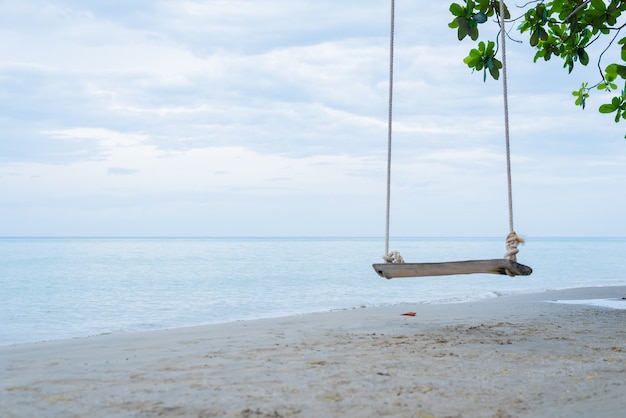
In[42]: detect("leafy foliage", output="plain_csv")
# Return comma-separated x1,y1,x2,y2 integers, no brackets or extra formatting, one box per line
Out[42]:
449,0,626,132
573,82,590,108
449,0,511,41
463,41,503,80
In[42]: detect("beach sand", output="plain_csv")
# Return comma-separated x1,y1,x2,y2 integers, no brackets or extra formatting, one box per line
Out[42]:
2,286,625,418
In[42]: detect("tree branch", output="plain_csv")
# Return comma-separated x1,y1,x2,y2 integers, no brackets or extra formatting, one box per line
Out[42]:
565,0,592,22
597,26,624,81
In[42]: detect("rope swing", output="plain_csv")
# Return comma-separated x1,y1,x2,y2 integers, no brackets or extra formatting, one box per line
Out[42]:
374,0,532,279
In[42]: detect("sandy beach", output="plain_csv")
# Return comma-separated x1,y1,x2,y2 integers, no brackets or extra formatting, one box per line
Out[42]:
2,286,625,417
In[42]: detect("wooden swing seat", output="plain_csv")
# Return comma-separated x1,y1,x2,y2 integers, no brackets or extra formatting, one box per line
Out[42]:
373,258,532,279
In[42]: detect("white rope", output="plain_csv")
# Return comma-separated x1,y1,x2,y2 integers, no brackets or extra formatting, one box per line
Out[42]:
499,0,514,236
382,251,404,264
505,231,524,260
384,0,402,263
498,1,524,273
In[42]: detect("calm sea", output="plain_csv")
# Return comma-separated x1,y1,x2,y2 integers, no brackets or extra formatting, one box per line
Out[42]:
1,237,625,345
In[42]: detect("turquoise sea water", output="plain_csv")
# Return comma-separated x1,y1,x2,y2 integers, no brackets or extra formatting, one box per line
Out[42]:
1,237,625,345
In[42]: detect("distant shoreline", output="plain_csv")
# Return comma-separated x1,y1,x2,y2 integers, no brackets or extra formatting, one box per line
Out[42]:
2,235,626,239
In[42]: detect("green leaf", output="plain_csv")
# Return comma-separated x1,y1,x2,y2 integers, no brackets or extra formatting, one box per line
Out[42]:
605,64,618,81
530,30,539,46
573,83,589,108
472,12,488,23
450,3,464,16
591,0,607,12
518,21,530,33
463,55,476,66
577,48,589,66
574,93,586,107
489,64,500,80
458,19,469,40
537,27,548,42
599,103,617,113
469,24,479,40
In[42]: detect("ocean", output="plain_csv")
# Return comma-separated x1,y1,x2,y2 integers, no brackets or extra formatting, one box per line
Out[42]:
1,236,625,346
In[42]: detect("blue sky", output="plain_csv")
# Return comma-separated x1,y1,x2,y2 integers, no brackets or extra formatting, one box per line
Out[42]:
1,1,625,237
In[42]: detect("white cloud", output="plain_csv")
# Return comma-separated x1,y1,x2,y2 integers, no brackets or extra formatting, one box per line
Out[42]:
0,0,625,236
2,127,384,198
45,128,148,148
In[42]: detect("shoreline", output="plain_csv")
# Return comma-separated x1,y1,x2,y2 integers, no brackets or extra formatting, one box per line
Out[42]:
5,285,626,348
3,285,624,349
2,286,626,417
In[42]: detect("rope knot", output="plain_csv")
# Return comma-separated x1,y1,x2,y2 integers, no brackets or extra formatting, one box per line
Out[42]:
383,251,404,264
504,232,524,262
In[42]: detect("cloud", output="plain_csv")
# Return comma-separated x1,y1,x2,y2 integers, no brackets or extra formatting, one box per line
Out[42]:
1,126,384,199
0,0,625,236
108,167,137,175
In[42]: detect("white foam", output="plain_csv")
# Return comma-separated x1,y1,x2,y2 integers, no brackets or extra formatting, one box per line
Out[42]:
550,299,626,310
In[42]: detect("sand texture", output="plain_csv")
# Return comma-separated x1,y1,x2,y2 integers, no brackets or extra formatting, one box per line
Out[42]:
2,286,626,417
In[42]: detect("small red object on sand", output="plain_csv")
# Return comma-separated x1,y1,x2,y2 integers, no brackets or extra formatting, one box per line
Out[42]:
401,312,416,316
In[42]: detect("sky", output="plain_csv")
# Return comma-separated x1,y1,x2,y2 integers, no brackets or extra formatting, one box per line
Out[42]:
1,0,625,237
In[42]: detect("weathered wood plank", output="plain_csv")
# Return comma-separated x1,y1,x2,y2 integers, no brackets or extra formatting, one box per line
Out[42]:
372,259,533,279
